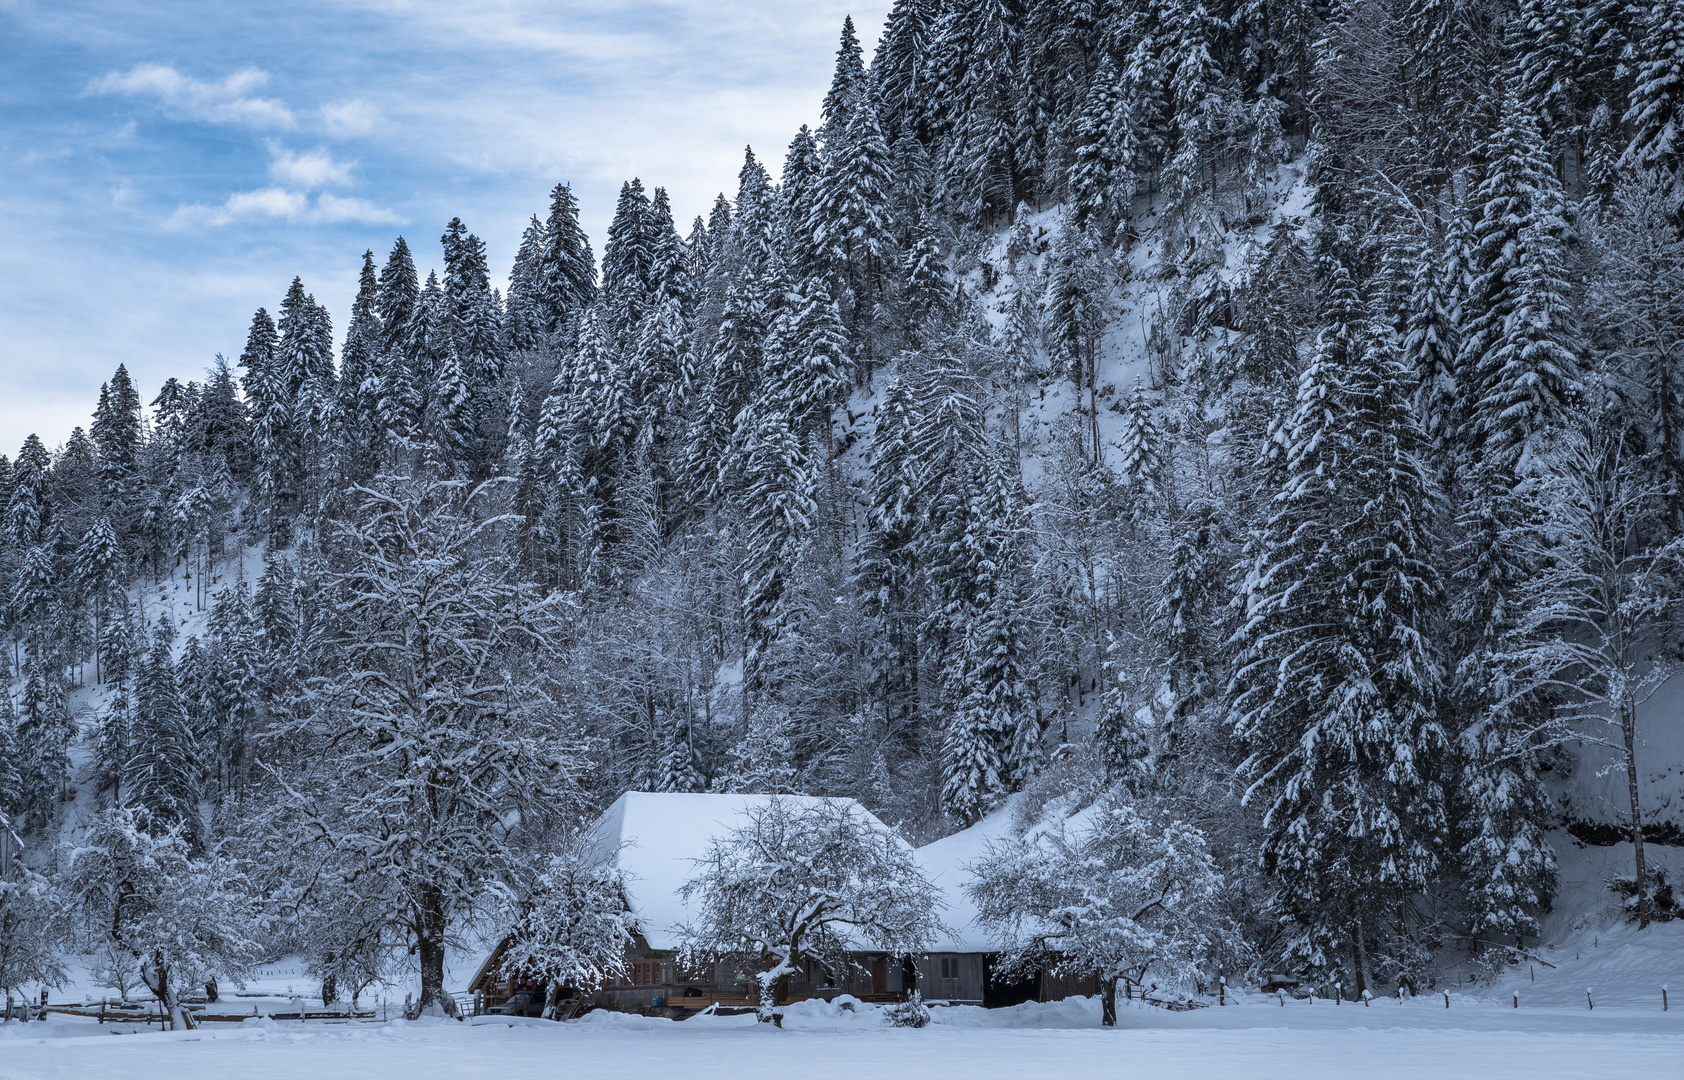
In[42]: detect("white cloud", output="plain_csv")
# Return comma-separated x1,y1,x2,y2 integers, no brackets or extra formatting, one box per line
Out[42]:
89,63,296,129
268,145,355,188
320,99,382,137
170,187,400,227
221,186,310,220
312,193,403,224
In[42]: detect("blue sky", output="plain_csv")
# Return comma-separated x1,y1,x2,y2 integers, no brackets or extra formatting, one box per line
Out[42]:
0,0,886,457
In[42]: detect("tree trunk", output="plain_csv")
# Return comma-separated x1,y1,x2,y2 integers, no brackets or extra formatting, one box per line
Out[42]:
142,953,193,1030
1350,920,1369,997
1621,697,1651,929
415,886,459,1018
1652,308,1683,534
1101,975,1118,1027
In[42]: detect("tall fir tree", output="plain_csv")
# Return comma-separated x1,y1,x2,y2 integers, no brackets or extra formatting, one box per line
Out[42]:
539,182,598,334
376,237,420,355
1461,94,1581,475
1228,264,1447,991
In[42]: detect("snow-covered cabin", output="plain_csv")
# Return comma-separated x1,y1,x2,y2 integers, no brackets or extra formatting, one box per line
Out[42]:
913,799,1099,1007
472,792,919,1013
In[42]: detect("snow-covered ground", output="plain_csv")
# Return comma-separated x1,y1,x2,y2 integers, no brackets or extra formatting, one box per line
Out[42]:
4,989,1679,1080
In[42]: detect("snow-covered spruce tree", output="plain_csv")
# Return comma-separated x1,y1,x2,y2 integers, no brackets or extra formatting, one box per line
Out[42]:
717,706,799,794
428,340,478,470
1494,428,1681,929
505,218,549,355
73,516,123,682
1621,0,1684,175
1447,464,1559,946
5,436,51,547
242,305,297,543
539,182,598,336
902,216,952,340
781,126,824,278
779,276,850,443
1153,502,1230,756
276,467,581,1016
854,373,924,732
500,832,635,1018
941,442,1035,820
91,363,143,522
820,15,868,142
812,73,896,347
204,584,260,801
1095,635,1155,785
1394,222,1467,495
1068,54,1129,235
0,717,22,821
679,797,943,1023
1227,263,1447,993
129,615,201,843
653,713,707,793
737,406,816,679
376,238,420,355
15,656,72,835
1461,93,1581,476
63,806,259,1029
968,791,1237,1027
338,251,389,479
1116,381,1165,522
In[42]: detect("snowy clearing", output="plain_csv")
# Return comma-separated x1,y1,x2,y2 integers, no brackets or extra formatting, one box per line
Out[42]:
3,995,1680,1080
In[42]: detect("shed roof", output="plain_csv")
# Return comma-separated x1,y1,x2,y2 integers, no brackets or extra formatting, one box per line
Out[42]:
583,791,893,952
913,800,1023,953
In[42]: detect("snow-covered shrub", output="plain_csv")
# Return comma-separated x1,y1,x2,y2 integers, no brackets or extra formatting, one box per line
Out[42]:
0,826,67,1014
63,806,260,1029
680,796,945,1022
499,833,636,1016
881,992,931,1028
968,789,1240,1027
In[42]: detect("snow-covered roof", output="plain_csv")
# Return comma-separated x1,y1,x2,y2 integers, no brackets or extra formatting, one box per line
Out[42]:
914,802,1023,954
584,791,893,952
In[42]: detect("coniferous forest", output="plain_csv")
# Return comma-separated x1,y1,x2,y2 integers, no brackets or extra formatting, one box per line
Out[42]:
4,0,1684,1018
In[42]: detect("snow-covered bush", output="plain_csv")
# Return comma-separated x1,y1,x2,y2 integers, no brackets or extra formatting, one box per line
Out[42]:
63,806,261,1029
499,834,636,1017
0,822,67,1019
880,991,931,1028
680,796,945,1022
967,790,1239,1026
296,881,393,1008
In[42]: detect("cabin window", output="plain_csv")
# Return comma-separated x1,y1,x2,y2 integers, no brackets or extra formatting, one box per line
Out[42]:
629,960,663,986
940,957,959,980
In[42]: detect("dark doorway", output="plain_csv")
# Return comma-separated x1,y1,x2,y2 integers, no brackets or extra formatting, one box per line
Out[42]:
870,958,887,996
901,956,919,1000
983,955,1040,1009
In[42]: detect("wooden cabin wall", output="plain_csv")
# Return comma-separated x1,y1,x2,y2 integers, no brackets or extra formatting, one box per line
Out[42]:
912,954,985,1003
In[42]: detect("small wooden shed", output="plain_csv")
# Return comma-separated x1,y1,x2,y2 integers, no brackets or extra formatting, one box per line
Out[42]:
913,801,1101,1008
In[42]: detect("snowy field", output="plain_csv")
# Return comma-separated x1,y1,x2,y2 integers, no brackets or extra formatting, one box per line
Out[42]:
3,994,1680,1080
5,920,1681,1080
